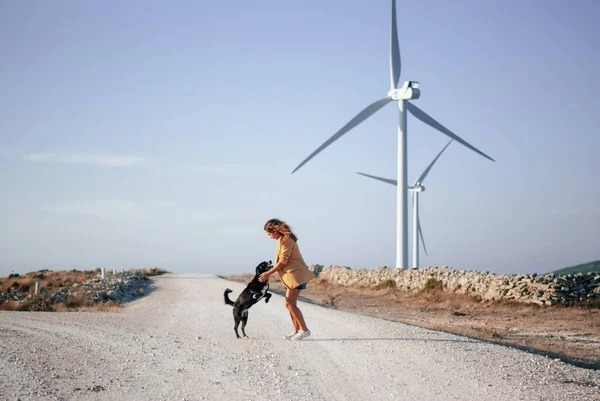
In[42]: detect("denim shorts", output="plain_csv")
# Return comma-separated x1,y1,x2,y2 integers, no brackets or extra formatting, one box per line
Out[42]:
294,282,307,290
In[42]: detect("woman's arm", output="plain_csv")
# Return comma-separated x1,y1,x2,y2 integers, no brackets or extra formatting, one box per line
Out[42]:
259,237,293,282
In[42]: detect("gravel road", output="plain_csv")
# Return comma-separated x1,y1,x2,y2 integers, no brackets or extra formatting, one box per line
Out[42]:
1,274,599,401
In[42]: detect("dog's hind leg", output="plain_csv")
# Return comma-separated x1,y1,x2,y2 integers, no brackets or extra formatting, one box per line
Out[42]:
240,309,249,338
233,313,242,339
264,292,272,304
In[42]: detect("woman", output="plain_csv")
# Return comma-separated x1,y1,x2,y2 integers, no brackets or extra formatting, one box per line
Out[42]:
259,218,315,340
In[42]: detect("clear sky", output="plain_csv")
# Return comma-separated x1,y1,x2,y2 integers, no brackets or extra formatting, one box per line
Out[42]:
1,0,599,276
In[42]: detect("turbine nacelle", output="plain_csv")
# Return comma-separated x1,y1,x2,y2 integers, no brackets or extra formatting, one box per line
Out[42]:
389,81,421,101
410,185,425,193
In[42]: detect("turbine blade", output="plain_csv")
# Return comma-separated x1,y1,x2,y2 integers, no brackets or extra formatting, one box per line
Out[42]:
292,97,392,174
406,102,495,162
413,139,453,186
418,217,428,256
356,172,397,186
390,0,401,89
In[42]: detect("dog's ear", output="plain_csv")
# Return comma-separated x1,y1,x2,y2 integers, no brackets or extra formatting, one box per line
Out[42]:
256,261,265,274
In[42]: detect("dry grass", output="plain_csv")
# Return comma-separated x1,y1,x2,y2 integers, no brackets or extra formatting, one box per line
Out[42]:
0,300,24,311
0,267,168,312
0,297,54,312
419,278,445,302
0,269,97,294
53,300,122,313
373,279,396,290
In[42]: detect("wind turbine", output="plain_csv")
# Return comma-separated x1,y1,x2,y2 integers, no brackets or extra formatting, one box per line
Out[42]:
291,0,494,269
356,139,453,269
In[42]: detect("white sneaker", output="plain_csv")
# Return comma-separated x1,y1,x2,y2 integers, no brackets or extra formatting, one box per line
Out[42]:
283,331,298,340
291,330,311,341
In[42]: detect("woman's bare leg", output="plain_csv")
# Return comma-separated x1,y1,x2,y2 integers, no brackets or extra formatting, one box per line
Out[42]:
285,288,308,331
289,312,300,332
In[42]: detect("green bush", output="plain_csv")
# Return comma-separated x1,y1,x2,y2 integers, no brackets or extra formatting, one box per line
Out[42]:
380,279,395,288
423,278,444,292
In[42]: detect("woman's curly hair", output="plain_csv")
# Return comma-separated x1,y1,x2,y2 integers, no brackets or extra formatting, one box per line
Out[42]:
264,218,298,242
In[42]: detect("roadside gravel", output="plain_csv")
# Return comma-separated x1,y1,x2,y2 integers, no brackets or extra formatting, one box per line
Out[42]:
1,274,599,401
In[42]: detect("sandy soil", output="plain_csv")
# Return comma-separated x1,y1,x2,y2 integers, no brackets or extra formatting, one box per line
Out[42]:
1,274,599,401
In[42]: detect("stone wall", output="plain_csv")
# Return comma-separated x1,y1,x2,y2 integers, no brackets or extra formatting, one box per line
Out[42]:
314,266,600,306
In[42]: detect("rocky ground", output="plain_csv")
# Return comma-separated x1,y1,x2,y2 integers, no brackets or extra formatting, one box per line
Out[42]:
226,274,600,370
0,271,153,312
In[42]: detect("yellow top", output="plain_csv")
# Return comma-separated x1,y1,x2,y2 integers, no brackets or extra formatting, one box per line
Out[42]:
276,236,315,290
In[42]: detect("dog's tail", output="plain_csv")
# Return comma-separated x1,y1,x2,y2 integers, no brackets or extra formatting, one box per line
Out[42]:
224,288,235,306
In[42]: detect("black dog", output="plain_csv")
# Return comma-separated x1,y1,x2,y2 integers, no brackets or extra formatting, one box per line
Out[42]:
224,260,273,339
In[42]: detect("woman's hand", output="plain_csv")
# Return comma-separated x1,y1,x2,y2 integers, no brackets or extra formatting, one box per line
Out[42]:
258,272,271,282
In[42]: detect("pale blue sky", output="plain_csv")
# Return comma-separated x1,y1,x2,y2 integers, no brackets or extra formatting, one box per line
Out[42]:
1,0,599,276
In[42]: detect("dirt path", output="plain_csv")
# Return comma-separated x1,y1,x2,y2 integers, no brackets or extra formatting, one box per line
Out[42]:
1,274,599,401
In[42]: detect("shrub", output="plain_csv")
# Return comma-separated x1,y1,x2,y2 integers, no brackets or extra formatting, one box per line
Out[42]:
17,281,32,293
148,267,169,276
63,294,90,309
423,278,444,292
26,297,54,312
421,278,445,302
0,300,25,311
375,279,396,290
311,264,324,276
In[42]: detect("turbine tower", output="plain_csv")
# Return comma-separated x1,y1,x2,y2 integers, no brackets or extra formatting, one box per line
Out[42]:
291,0,494,269
357,139,453,268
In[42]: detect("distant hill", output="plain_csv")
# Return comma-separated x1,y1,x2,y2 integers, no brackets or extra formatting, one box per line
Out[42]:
550,260,600,275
